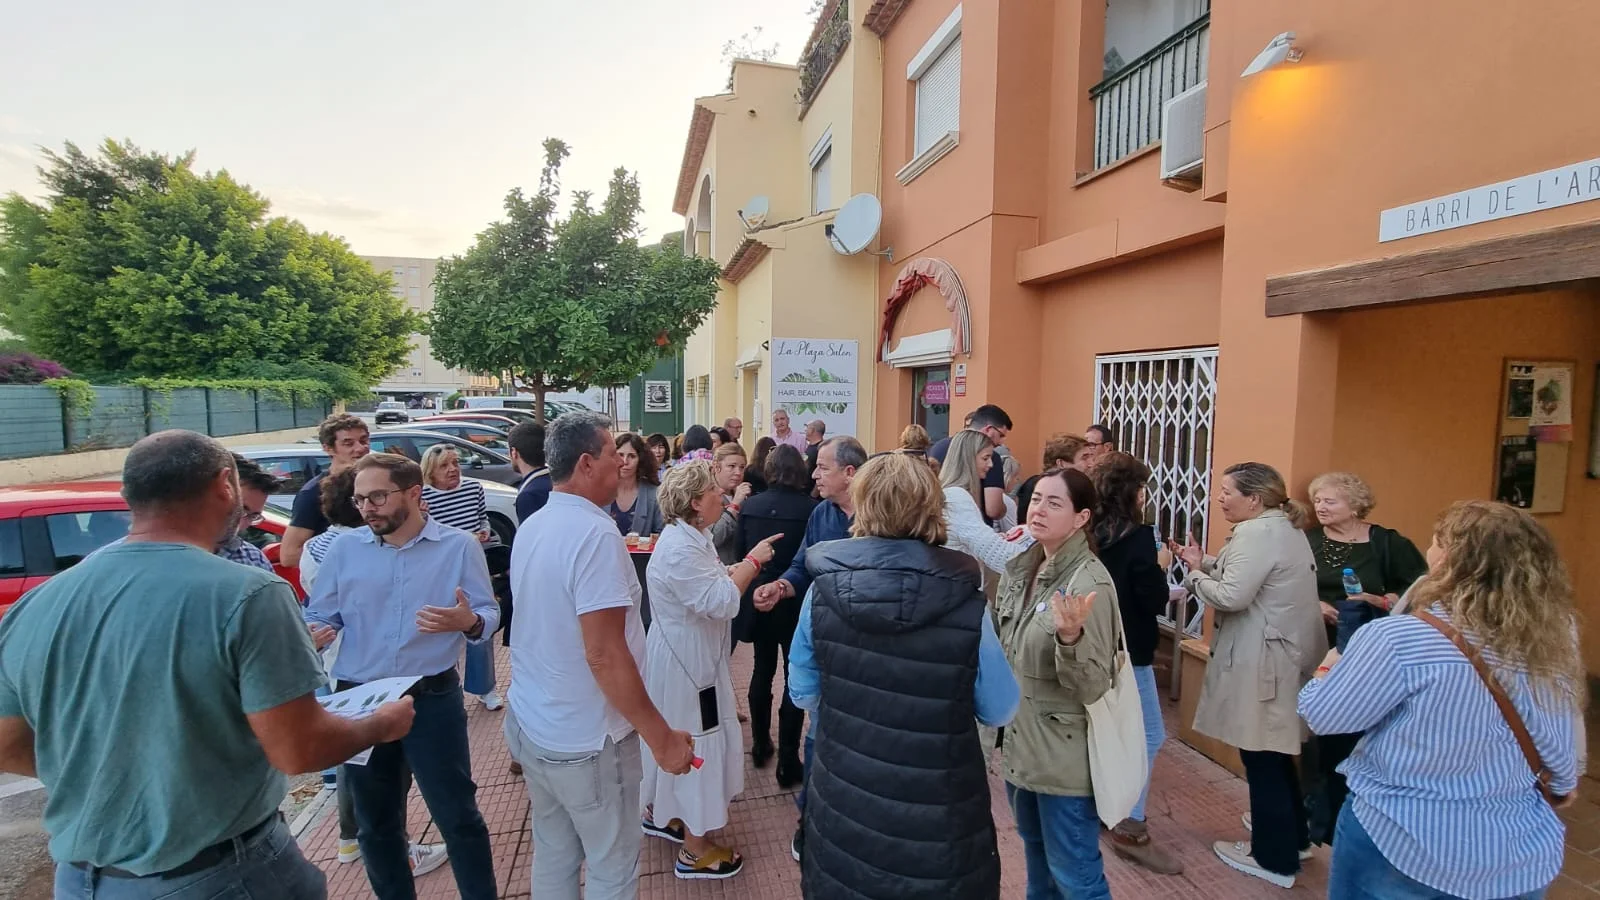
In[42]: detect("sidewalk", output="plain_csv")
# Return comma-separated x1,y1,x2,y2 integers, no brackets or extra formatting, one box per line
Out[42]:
295,642,1599,899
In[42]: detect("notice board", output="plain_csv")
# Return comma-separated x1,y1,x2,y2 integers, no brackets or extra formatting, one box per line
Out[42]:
1495,359,1574,514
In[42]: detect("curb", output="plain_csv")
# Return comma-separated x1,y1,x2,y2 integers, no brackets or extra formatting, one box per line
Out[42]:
291,787,335,840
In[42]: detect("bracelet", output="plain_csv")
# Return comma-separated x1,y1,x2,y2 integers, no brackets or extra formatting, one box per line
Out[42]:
743,555,762,571
1315,665,1331,674
728,503,742,516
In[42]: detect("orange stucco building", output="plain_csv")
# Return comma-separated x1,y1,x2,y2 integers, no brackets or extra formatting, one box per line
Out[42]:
859,0,1600,761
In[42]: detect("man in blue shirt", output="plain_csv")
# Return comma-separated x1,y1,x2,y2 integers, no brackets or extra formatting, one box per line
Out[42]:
305,452,500,900
752,434,865,861
0,430,414,896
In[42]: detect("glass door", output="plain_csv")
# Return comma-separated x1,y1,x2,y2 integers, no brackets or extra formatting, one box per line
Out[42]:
912,366,952,442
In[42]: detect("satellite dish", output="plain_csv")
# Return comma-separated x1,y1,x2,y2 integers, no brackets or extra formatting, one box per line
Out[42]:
739,196,770,229
827,193,883,256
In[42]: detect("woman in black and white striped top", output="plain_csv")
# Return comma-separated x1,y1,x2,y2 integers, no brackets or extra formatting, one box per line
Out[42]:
421,445,489,540
421,443,501,710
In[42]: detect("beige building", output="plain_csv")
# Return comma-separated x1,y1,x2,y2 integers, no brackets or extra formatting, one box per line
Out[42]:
673,0,882,447
361,255,499,400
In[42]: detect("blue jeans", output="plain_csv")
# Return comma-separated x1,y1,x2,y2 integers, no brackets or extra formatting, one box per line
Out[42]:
1006,783,1111,900
1328,806,1544,899
53,815,325,899
795,732,815,813
1129,664,1165,822
341,672,496,900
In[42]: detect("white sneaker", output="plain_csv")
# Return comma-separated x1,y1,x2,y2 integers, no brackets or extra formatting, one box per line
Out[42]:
1213,841,1294,888
337,839,361,863
479,691,504,711
408,842,449,876
1240,814,1313,860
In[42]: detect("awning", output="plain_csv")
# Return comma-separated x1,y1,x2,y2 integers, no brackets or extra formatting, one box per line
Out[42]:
735,346,764,370
883,328,954,369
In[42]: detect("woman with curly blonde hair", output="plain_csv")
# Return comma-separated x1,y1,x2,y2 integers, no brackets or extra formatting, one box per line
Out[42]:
639,460,784,880
1300,500,1582,900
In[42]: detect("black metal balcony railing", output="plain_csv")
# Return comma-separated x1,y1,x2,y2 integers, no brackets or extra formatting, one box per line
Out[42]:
798,0,851,113
1089,13,1210,171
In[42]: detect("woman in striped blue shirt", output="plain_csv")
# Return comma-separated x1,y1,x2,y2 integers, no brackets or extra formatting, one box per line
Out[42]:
1299,500,1582,900
421,444,501,710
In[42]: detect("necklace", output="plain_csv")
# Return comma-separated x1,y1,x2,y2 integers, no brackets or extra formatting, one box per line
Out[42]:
1317,535,1355,571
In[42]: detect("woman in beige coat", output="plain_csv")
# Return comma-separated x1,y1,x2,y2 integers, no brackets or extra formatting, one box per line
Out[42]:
1171,462,1326,889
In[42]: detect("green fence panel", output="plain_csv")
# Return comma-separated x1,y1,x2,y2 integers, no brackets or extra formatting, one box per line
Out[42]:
257,394,295,432
69,386,146,450
208,389,256,437
294,398,326,428
150,388,209,433
0,385,67,459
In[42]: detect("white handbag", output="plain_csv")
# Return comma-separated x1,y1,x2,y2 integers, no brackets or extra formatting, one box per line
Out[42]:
1070,563,1150,828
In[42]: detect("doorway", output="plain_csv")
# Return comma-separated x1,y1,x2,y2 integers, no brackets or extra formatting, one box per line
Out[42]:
912,366,952,442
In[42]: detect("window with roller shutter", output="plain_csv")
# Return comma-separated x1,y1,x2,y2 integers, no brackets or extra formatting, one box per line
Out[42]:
914,37,961,156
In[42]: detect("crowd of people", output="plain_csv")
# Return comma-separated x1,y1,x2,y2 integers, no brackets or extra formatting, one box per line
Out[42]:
0,399,1585,900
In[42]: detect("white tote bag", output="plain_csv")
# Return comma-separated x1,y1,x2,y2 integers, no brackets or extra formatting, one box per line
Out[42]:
1071,563,1150,828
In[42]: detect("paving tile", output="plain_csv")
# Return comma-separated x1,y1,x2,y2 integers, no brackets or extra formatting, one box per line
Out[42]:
298,640,1600,897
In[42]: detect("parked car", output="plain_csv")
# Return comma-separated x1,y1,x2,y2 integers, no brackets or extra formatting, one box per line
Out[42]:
460,397,588,420
414,413,521,432
235,443,523,546
1,483,131,615
398,421,512,450
374,400,410,425
0,483,305,615
427,408,539,426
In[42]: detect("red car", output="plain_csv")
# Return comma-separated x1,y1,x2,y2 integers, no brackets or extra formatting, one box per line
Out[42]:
0,482,303,617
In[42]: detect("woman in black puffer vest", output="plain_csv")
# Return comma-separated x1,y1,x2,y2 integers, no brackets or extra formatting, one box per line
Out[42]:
788,451,1019,900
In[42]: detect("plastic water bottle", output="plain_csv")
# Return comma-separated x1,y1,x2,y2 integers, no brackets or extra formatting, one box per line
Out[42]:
1341,568,1363,597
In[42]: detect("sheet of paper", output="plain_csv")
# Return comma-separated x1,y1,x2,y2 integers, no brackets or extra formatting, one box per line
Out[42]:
315,675,424,765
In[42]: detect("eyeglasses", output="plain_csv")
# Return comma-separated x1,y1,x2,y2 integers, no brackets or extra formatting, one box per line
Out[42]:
351,489,399,510
242,511,265,525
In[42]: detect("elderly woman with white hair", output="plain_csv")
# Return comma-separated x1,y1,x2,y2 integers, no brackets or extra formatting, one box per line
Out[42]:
639,460,784,880
1301,471,1428,846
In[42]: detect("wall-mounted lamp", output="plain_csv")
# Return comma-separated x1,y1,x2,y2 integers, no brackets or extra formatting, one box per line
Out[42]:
1241,31,1303,78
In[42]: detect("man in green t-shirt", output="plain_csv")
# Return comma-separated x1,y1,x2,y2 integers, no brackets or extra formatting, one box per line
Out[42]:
0,430,415,897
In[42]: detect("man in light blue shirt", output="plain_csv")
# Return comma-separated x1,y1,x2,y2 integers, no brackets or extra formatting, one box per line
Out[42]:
305,452,499,900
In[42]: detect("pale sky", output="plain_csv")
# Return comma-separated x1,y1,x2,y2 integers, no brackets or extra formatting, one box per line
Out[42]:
1,0,816,258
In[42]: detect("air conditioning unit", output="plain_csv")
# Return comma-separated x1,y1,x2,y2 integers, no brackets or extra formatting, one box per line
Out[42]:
1160,81,1207,192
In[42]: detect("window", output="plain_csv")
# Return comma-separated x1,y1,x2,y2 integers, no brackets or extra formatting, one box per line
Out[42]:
391,285,404,297
809,130,834,214
392,266,405,278
0,520,22,576
910,6,962,157
44,511,132,570
408,265,420,278
253,456,311,494
408,286,421,298
1094,347,1218,638
911,366,951,442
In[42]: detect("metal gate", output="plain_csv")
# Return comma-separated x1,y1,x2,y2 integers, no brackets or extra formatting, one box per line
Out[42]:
1093,347,1218,637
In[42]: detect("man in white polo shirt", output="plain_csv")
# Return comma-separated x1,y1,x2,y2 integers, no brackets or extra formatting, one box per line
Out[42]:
506,410,695,900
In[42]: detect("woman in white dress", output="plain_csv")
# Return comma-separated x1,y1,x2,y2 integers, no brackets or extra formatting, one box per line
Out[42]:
641,460,783,880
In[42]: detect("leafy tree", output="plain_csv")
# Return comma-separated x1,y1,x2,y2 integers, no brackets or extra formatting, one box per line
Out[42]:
429,139,721,423
0,139,418,385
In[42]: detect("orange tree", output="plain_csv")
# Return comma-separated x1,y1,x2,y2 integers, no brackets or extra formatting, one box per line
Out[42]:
428,139,720,423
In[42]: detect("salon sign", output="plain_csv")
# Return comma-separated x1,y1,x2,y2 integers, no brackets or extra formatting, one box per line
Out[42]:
1379,154,1600,242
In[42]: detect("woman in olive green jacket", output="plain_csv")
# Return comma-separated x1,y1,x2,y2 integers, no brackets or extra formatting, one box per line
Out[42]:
995,467,1119,900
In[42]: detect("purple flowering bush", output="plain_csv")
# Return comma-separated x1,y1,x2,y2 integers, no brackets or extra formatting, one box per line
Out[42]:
0,352,73,384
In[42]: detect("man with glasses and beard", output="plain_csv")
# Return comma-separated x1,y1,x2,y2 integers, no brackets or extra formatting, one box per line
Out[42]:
304,452,500,900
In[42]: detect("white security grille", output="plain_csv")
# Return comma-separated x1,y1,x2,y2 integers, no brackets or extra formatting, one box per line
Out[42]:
1094,347,1218,637
914,37,961,156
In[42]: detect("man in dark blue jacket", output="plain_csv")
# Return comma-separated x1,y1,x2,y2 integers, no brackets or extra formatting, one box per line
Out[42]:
752,434,864,864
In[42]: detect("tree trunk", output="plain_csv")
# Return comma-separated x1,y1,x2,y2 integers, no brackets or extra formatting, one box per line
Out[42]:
533,382,549,425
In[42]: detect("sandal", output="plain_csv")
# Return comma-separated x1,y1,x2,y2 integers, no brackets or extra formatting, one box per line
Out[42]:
675,844,744,880
641,816,685,844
